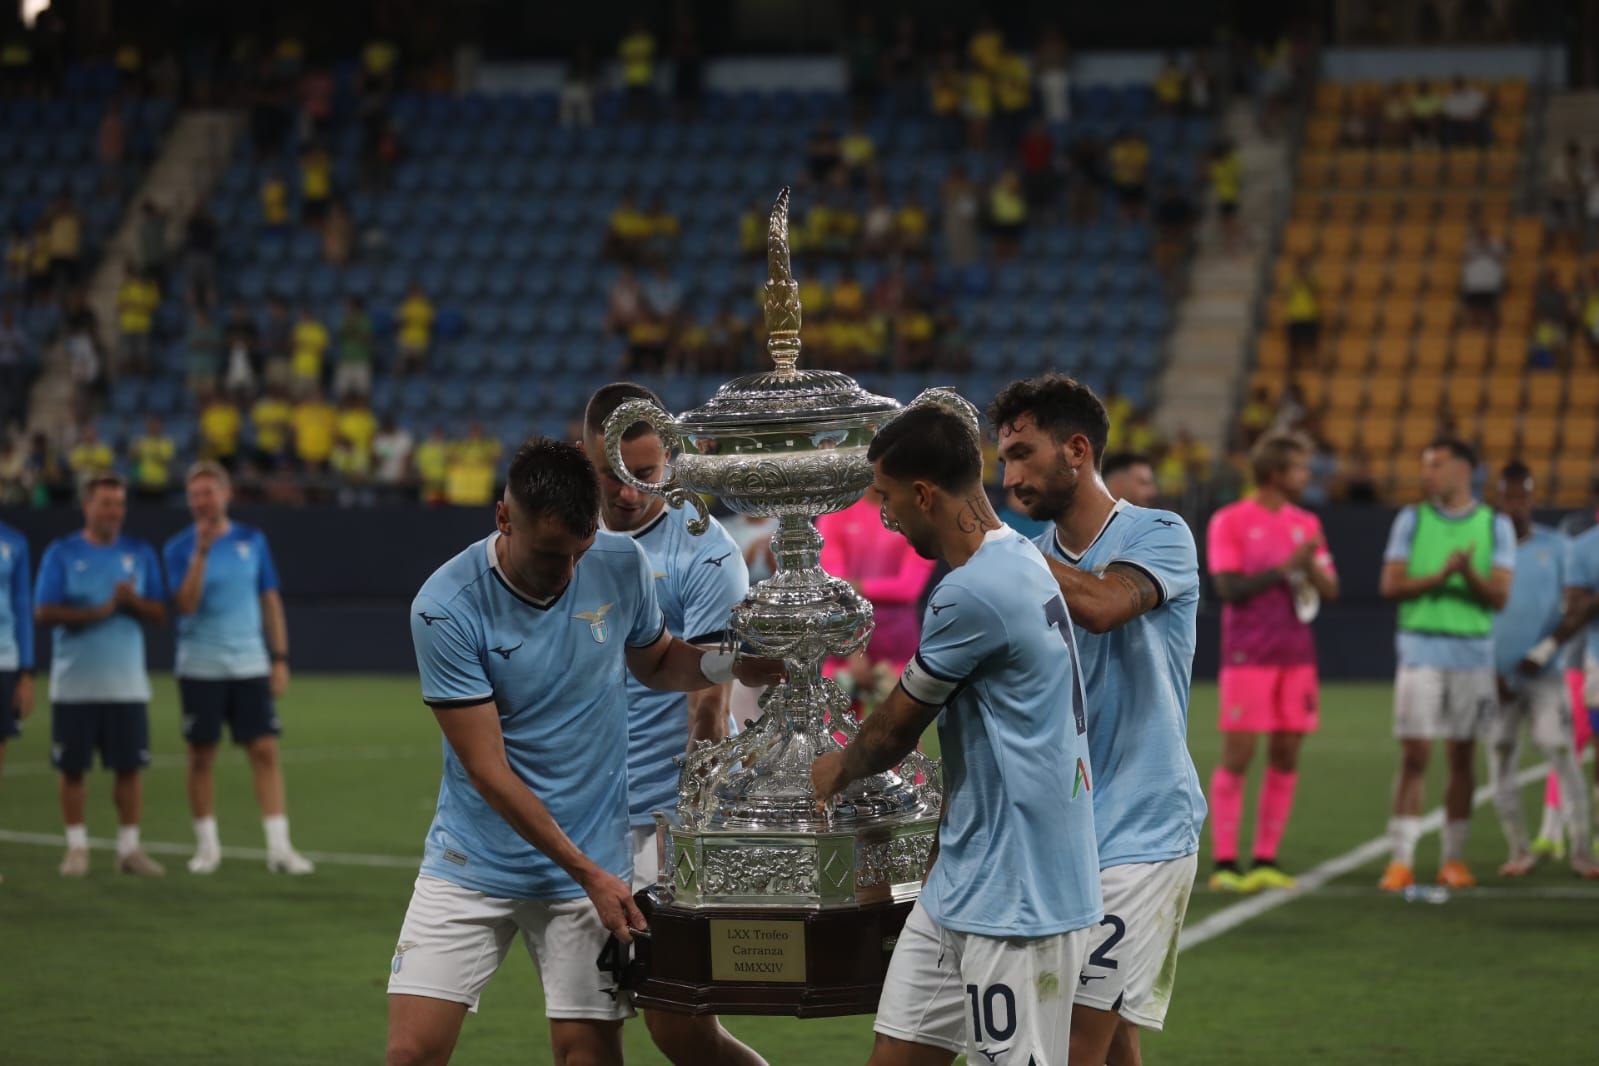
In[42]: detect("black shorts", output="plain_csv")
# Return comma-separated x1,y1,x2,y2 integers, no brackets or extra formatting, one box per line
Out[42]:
1217,199,1239,218
1117,183,1148,206
179,677,279,747
52,702,150,774
1287,321,1321,349
0,671,19,740
1463,291,1498,312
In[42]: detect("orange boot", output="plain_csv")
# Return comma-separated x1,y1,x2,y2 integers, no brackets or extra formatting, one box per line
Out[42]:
1436,860,1477,889
1378,862,1415,892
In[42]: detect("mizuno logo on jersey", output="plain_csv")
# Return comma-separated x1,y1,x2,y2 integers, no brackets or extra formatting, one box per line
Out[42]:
489,642,523,660
417,611,450,626
577,603,614,644
928,601,954,616
704,552,732,567
1152,518,1180,527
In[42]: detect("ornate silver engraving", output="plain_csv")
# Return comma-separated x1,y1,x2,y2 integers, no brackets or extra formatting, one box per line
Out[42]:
703,846,817,896
857,834,938,889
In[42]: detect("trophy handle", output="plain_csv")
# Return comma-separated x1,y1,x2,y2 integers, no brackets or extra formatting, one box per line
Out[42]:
602,398,712,535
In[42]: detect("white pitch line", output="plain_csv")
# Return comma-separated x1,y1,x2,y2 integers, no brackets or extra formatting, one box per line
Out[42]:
1181,755,1583,952
3,743,435,777
0,828,419,868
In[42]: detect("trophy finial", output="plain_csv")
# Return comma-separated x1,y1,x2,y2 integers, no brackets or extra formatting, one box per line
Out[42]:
764,187,802,375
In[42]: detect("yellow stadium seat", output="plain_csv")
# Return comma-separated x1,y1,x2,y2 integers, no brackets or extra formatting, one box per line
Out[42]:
1350,262,1388,298
1334,151,1371,187
1444,151,1483,187
1395,224,1431,257
1388,260,1425,296
1521,420,1558,456
1567,373,1599,410
1299,152,1334,188
1313,83,1345,112
1418,299,1458,334
1491,115,1524,148
1563,416,1599,453
1478,415,1517,455
1341,300,1382,335
1496,80,1529,111
1525,375,1562,411
1499,298,1533,332
1364,196,1402,226
1399,416,1438,453
1483,373,1525,411
1306,116,1340,149
1410,152,1443,187
1353,226,1392,258
1323,414,1361,450
1371,151,1407,189
1491,330,1528,370
1453,333,1490,373
1258,334,1290,372
1555,456,1596,494
1443,375,1484,416
1361,415,1399,451
1250,370,1286,401
1326,195,1363,223
1371,337,1412,374
1284,222,1318,258
1434,221,1470,256
1408,373,1445,410
1293,373,1327,412
1508,216,1544,253
1326,375,1366,411
1320,224,1356,258
1414,333,1452,371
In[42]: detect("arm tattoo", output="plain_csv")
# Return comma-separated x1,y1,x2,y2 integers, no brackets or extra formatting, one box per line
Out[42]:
954,494,1001,535
1105,564,1160,617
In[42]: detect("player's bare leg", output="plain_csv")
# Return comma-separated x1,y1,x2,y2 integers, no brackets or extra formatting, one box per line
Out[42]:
112,770,163,875
186,743,222,873
58,771,90,876
386,993,468,1066
248,736,313,873
1070,1003,1121,1065
644,1009,769,1066
548,1018,623,1066
1106,1019,1143,1066
865,1032,955,1066
1381,739,1430,890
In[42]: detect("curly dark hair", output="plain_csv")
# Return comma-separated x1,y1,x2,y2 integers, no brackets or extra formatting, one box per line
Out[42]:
986,374,1110,470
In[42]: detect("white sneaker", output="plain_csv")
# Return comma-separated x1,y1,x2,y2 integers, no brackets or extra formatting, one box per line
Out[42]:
267,848,315,875
187,849,222,875
59,846,90,877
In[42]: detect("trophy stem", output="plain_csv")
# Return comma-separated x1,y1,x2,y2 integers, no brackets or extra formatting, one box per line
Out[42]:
770,514,823,573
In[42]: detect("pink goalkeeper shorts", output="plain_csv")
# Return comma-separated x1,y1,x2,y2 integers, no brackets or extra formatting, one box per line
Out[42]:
1218,664,1321,734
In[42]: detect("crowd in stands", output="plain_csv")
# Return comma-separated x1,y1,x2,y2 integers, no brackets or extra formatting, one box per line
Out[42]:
0,13,1273,513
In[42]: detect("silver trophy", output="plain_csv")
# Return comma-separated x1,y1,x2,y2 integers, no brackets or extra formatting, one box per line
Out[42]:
603,193,977,983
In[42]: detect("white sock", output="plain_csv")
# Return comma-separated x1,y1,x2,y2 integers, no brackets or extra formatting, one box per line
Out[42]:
116,825,140,858
65,824,89,850
194,816,220,855
1537,803,1564,842
264,814,291,853
1441,819,1471,864
1389,816,1422,867
1549,746,1593,860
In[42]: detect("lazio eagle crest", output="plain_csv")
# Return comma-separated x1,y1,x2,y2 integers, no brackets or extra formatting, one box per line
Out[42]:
576,603,614,644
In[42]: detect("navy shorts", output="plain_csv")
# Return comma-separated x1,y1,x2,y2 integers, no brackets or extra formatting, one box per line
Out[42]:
51,702,150,774
0,671,20,740
179,677,279,746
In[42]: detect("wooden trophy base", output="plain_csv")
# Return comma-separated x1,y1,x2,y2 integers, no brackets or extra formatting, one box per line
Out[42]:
626,891,916,1018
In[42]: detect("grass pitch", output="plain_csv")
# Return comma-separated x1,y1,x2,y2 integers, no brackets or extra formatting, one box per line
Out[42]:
0,678,1591,1064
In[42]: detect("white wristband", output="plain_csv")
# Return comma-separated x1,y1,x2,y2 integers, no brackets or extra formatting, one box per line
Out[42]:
699,649,736,686
1524,637,1560,669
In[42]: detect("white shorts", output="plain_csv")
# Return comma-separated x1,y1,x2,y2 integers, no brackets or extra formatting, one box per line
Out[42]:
1492,675,1572,752
1394,666,1496,740
1076,854,1198,1031
387,875,634,1020
874,900,1091,1065
630,825,660,893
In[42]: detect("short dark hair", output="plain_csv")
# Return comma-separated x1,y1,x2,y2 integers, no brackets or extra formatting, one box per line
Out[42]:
986,374,1111,470
1426,436,1477,468
867,405,983,493
1499,459,1532,484
1102,451,1153,480
79,471,126,500
1251,431,1310,485
505,437,600,537
584,382,664,442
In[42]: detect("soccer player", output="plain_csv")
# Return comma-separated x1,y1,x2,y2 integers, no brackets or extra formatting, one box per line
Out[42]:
990,374,1205,1064
812,404,1102,1066
386,438,783,1066
581,383,768,1066
0,517,33,883
1378,437,1514,892
1488,461,1598,878
164,461,312,876
1101,451,1158,507
34,473,167,877
1204,433,1338,892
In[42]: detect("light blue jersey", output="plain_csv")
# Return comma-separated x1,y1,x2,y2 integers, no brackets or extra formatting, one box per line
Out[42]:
35,533,164,703
900,526,1102,937
410,531,666,900
1384,504,1517,669
1037,499,1207,868
164,523,281,680
0,522,32,672
1492,525,1568,682
1569,526,1599,677
616,506,749,827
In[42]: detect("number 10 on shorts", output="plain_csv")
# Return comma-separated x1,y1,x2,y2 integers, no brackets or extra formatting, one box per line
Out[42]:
966,982,1017,1044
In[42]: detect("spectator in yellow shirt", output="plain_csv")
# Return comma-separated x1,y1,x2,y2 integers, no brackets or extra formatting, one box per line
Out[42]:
199,392,243,468
968,17,1003,73
738,200,764,257
116,263,159,376
412,426,450,505
988,170,1027,257
300,144,333,224
291,388,337,471
896,199,930,257
1109,129,1152,218
1155,54,1186,112
452,421,502,470
396,283,434,376
47,194,84,291
68,424,114,479
840,122,876,183
443,422,500,507
261,172,289,230
605,193,652,263
336,393,378,463
291,306,329,391
128,416,175,499
619,19,657,118
963,62,993,151
644,196,681,262
250,386,294,469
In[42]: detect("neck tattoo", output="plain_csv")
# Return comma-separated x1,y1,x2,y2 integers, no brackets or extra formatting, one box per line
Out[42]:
955,494,1000,535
